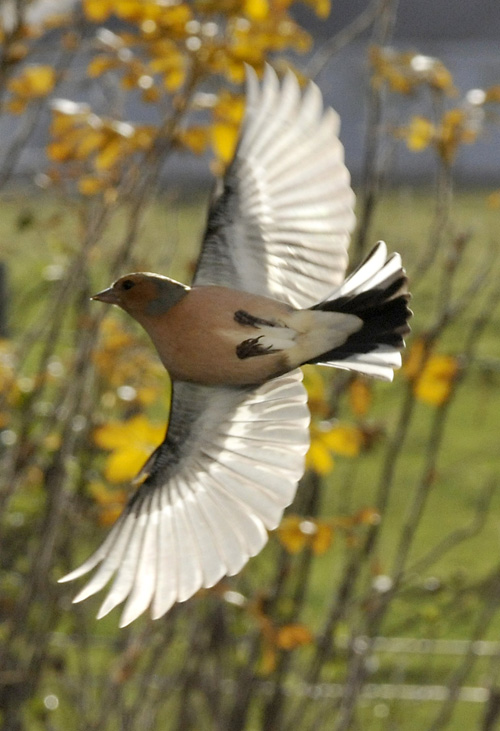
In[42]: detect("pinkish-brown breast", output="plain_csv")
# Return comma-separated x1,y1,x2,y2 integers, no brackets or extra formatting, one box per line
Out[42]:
140,286,295,386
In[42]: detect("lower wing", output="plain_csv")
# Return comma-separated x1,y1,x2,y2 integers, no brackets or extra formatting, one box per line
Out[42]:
59,372,310,626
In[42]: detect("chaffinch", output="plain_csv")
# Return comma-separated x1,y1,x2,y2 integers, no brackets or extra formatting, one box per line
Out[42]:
60,65,411,626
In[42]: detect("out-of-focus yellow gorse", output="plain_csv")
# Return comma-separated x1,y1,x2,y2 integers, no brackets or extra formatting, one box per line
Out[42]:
369,46,500,165
29,0,328,194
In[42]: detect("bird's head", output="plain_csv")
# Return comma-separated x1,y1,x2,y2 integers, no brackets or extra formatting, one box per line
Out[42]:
92,273,189,319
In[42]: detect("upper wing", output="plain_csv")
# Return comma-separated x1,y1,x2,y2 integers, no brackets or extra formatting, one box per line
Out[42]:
60,371,309,626
193,64,356,308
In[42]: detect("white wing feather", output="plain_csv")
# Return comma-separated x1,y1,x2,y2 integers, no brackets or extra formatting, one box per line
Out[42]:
60,372,309,626
194,65,356,308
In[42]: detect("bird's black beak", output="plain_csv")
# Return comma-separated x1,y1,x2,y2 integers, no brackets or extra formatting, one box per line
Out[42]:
91,287,119,305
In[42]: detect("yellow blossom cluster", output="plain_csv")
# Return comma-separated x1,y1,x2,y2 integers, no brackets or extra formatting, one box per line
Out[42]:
401,82,500,164
251,594,313,674
307,421,364,475
83,0,191,26
34,0,329,195
81,1,318,89
210,90,246,164
88,316,168,517
87,28,188,98
47,100,156,194
401,110,480,165
302,367,366,475
370,46,456,96
89,411,165,524
277,508,380,556
93,414,165,484
371,47,500,165
81,0,327,78
6,64,56,114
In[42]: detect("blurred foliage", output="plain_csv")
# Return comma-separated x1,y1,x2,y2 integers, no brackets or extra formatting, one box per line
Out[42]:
370,45,500,164
1,1,500,731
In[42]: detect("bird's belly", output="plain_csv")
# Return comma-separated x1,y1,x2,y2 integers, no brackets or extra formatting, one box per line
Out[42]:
158,327,289,386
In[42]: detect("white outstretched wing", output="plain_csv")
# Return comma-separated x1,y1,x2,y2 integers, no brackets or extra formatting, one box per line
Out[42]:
61,374,309,626
193,64,356,308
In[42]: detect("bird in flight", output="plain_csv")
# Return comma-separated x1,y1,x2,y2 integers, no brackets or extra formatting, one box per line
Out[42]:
60,65,411,626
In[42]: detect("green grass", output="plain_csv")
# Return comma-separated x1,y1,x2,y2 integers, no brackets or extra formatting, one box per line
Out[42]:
3,184,500,729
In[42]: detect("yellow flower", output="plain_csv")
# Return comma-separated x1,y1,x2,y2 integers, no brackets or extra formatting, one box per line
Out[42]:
414,354,460,407
277,515,333,555
322,424,363,457
251,595,313,675
437,108,477,164
306,437,334,475
83,0,114,21
7,65,56,113
307,422,363,474
302,365,330,418
404,341,460,406
8,64,56,96
402,109,479,163
176,126,211,156
244,0,270,21
93,415,165,483
210,91,246,165
403,338,427,380
87,55,117,78
370,46,456,96
48,100,156,183
348,377,372,417
78,175,106,196
305,0,331,19
277,515,308,553
275,623,313,650
405,115,435,151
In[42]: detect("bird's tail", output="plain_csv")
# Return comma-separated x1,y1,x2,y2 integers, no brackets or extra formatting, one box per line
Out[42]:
307,241,412,381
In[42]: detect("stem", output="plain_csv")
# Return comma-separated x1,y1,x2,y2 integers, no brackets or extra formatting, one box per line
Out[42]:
305,0,384,80
354,0,400,260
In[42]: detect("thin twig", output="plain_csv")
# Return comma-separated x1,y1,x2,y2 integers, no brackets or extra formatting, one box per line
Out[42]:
354,0,400,260
406,478,496,578
305,0,384,80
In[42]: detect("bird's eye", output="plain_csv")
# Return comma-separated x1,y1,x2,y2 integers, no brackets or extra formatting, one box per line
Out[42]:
121,279,135,290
